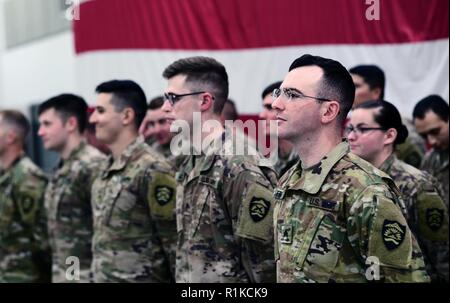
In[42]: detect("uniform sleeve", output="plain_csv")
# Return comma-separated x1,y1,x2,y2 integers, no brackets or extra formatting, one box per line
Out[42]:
347,185,430,283
415,181,449,282
145,167,177,280
224,166,276,283
16,174,52,282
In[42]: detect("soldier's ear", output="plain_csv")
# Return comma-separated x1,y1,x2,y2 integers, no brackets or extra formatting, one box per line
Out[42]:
384,128,397,145
321,101,340,124
5,129,17,144
200,93,214,112
122,107,135,126
65,116,78,133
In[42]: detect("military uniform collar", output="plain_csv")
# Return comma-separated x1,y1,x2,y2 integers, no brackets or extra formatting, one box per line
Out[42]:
287,141,349,194
379,153,397,173
55,141,87,174
103,136,145,177
436,148,449,169
178,131,225,183
0,153,25,185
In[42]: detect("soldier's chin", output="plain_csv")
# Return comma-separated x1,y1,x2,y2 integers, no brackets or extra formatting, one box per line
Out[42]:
95,134,109,145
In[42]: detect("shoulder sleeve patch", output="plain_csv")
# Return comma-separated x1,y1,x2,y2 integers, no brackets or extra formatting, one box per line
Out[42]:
236,182,274,242
17,191,41,224
148,171,176,220
417,191,449,241
368,195,412,269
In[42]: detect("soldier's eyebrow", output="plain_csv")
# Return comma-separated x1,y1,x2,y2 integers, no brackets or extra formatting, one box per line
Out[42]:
419,127,441,137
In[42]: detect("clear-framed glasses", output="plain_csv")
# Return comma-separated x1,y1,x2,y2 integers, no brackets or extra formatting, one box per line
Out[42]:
272,87,332,102
163,91,206,106
344,125,385,136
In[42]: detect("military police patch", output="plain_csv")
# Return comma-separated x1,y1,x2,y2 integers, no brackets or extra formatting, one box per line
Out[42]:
382,219,406,250
154,186,174,206
249,197,271,222
426,208,444,231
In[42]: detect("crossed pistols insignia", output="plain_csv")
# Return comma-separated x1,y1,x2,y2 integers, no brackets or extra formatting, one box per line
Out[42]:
382,219,406,250
154,185,174,206
249,197,271,222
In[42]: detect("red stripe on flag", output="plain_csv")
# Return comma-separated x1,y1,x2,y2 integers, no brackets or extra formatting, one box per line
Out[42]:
73,0,449,54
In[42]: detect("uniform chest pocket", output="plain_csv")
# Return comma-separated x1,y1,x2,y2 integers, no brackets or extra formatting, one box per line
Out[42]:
293,198,345,282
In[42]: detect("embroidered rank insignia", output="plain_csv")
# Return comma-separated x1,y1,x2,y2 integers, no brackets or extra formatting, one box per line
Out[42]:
382,219,406,250
249,197,271,222
280,223,293,244
426,208,444,231
154,185,174,206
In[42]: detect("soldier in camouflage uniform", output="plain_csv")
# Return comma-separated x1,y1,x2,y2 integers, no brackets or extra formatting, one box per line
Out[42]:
161,57,277,282
37,94,106,283
259,81,299,177
89,80,177,282
349,100,448,282
348,64,425,168
272,55,429,283
139,96,185,169
413,95,449,210
0,110,50,282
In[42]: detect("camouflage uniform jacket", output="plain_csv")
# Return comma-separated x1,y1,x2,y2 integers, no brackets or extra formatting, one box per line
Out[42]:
421,148,449,211
274,141,430,283
91,136,177,282
0,155,50,282
175,130,278,283
151,141,186,171
381,154,449,282
395,138,423,169
45,141,106,282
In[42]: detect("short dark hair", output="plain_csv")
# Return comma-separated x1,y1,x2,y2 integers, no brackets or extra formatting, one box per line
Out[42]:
289,54,355,123
354,100,408,146
349,65,385,100
413,95,449,122
38,94,88,133
162,56,229,115
95,80,147,129
262,81,282,99
147,96,164,110
0,110,30,142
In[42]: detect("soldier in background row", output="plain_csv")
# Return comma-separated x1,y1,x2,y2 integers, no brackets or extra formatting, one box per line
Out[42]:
37,94,106,282
139,96,184,169
413,95,449,210
348,100,448,282
259,81,298,177
89,80,177,282
0,110,50,282
349,64,425,168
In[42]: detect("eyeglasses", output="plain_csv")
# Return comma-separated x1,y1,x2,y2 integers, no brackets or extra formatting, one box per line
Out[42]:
272,87,332,102
344,125,385,136
163,91,205,106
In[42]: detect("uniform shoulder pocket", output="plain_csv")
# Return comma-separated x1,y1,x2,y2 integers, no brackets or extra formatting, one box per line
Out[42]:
148,171,177,220
417,191,449,241
236,182,274,242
